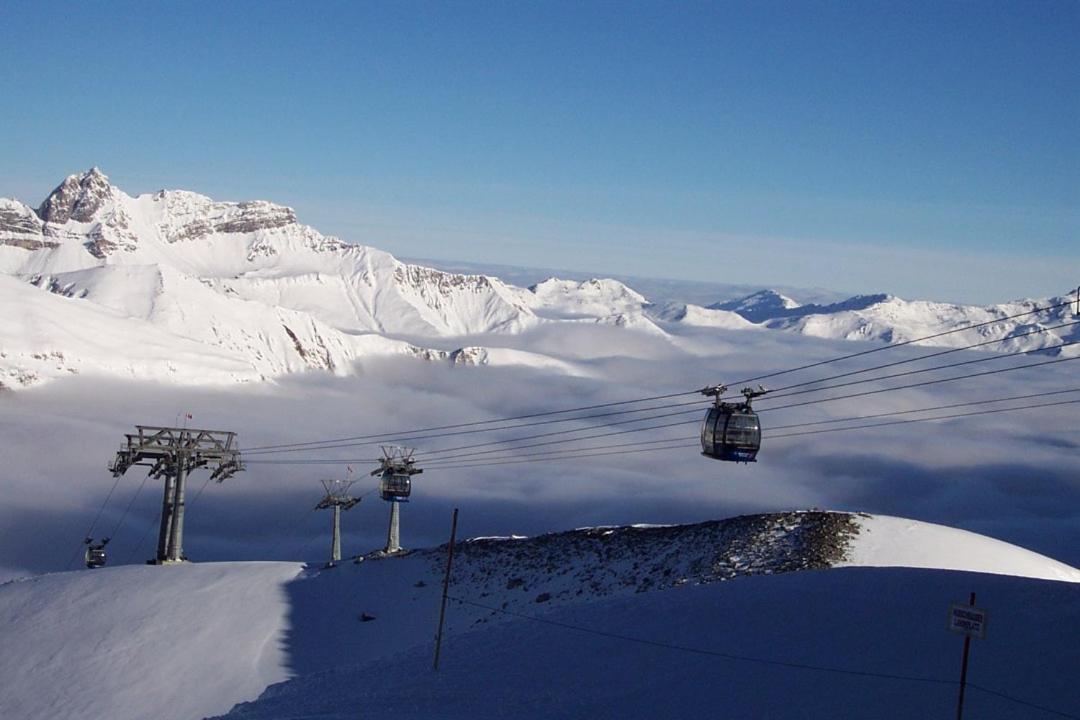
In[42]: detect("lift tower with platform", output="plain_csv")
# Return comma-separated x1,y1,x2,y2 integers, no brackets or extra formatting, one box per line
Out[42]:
109,425,243,564
315,477,361,566
371,446,422,554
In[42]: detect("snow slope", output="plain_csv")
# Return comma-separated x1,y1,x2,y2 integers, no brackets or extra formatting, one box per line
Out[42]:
1,512,1076,720
218,567,1080,720
0,562,304,720
843,514,1080,582
0,274,260,387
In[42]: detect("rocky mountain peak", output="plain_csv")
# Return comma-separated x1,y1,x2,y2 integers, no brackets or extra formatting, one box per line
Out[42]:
37,167,117,224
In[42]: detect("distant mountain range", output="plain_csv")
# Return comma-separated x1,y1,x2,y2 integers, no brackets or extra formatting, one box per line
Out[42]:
2,169,1075,389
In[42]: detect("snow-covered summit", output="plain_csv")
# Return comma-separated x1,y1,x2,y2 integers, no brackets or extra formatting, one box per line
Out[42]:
710,287,1078,355
527,277,649,318
37,167,117,224
712,288,802,322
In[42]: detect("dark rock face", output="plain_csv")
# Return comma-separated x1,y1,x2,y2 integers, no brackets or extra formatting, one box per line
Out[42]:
403,511,864,606
37,168,114,224
0,202,56,249
0,203,43,235
215,202,296,234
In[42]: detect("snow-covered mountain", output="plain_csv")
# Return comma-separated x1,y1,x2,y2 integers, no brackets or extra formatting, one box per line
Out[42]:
2,170,534,339
3,169,1075,390
1,512,1076,720
707,288,1079,355
712,288,804,322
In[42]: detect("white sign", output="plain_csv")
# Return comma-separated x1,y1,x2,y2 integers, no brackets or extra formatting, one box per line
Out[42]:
949,604,988,639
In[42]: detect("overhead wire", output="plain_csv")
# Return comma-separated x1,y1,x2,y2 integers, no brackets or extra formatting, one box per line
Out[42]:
760,338,1078,403
242,299,1076,455
764,319,1080,395
245,312,1078,461
758,355,1080,414
416,397,1080,471
243,398,710,457
244,390,703,453
242,361,1080,470
65,474,122,570
410,353,1080,464
106,472,152,541
724,298,1075,387
417,387,1080,468
766,398,1080,441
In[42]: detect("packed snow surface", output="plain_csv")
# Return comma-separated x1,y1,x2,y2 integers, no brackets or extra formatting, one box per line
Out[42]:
843,514,1080,582
1,512,1076,720
219,569,1080,720
0,562,304,720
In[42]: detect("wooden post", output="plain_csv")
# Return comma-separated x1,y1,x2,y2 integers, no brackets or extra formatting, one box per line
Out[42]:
955,591,976,720
433,508,459,671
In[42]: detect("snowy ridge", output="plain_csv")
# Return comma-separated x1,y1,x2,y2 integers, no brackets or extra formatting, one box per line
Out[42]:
709,288,1079,355
1,511,1076,720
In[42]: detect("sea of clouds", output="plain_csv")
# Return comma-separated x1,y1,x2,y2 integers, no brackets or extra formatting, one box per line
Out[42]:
1,319,1077,582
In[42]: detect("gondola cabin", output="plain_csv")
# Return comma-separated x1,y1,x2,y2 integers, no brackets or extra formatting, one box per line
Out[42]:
84,538,109,568
700,385,767,463
371,447,423,502
379,471,412,502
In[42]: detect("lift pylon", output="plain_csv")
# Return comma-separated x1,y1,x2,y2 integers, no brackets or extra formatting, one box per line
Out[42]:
371,446,422,554
109,425,242,564
315,477,361,566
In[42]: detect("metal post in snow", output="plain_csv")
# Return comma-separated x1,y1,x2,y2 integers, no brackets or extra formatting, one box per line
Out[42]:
433,507,459,671
331,503,342,564
155,471,176,562
386,500,402,554
166,454,188,562
955,591,976,720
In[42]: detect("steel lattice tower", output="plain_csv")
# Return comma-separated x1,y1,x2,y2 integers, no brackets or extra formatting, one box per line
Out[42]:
109,426,242,564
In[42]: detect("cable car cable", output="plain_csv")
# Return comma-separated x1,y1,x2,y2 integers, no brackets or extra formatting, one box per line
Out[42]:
65,474,122,570
766,398,1080,440
412,407,707,462
759,354,1080,415
765,319,1080,396
418,387,1080,467
243,390,703,453
243,360,1080,468
424,397,1080,471
764,386,1080,432
417,352,1079,462
760,338,1079,403
242,398,711,457
105,472,152,542
242,300,1073,455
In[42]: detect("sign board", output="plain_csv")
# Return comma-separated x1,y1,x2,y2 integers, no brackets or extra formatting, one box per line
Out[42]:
949,604,988,639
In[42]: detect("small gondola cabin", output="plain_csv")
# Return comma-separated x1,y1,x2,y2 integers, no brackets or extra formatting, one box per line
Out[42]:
379,471,412,502
700,385,767,463
84,538,109,568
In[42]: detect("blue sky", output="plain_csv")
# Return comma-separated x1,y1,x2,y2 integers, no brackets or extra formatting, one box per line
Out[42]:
2,0,1076,303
